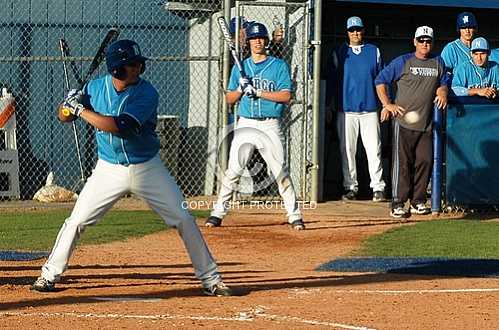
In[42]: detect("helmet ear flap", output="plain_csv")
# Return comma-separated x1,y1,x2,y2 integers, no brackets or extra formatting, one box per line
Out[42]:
112,67,127,80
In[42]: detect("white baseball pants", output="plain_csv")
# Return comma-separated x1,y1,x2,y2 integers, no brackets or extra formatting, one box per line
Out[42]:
211,117,302,222
41,155,222,288
337,111,385,192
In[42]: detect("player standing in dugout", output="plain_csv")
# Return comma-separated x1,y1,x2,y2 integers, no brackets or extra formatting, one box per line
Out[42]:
31,39,232,297
205,22,305,230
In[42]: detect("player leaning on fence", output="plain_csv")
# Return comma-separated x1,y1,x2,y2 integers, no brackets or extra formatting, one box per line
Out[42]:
375,26,449,219
31,39,232,297
205,22,305,230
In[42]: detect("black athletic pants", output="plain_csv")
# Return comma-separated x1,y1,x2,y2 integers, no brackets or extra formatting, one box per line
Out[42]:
391,122,432,209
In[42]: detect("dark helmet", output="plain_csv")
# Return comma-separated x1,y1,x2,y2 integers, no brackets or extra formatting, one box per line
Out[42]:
246,22,269,40
106,39,148,74
229,16,250,35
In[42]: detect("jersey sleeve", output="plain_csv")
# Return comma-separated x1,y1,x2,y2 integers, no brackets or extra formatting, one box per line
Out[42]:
437,56,451,87
276,60,292,91
376,46,384,74
122,84,159,125
228,65,241,91
441,43,456,72
374,54,408,86
451,63,469,96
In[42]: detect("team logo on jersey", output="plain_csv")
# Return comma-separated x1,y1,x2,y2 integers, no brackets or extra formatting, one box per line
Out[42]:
410,67,438,77
252,77,276,91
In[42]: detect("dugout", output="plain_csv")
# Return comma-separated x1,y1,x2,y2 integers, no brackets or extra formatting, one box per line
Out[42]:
321,0,499,200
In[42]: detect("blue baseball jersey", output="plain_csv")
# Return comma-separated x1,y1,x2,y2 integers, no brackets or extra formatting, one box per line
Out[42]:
228,56,291,118
441,39,472,72
84,75,160,165
489,49,499,63
333,43,383,113
451,60,499,96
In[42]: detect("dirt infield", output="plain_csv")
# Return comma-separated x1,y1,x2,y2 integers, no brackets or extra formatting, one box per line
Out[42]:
1,198,498,329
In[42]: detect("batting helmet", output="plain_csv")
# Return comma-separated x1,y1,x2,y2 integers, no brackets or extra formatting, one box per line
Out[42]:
106,39,148,74
229,16,250,35
246,22,269,40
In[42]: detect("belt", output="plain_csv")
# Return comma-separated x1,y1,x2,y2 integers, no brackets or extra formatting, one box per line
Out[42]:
244,117,277,121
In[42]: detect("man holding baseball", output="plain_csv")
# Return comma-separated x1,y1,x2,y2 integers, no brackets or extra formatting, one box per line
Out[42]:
375,26,449,218
205,22,305,230
452,37,499,98
31,39,232,296
328,16,386,202
441,12,478,73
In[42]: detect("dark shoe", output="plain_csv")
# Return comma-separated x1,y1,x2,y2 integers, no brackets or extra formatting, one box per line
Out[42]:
390,206,409,219
290,219,305,230
31,276,55,292
410,203,431,215
203,281,232,296
372,191,386,202
205,216,223,227
342,190,357,201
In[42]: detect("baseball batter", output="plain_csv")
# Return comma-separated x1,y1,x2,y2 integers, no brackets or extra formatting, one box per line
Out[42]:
205,22,305,230
31,39,232,297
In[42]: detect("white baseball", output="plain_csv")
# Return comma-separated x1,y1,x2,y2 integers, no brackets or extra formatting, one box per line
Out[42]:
403,111,420,124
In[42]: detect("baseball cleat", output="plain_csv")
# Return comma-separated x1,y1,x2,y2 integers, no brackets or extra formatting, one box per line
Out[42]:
390,206,410,219
205,216,223,227
30,276,56,292
342,190,357,201
290,219,305,230
203,281,233,297
372,191,386,202
410,203,431,215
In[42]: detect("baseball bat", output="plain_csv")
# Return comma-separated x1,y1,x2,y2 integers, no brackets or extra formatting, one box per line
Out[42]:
217,16,247,79
61,27,119,116
60,39,83,87
59,39,85,183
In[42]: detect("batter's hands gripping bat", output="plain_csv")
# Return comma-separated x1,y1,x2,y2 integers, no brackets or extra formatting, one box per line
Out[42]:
217,16,247,80
61,28,119,117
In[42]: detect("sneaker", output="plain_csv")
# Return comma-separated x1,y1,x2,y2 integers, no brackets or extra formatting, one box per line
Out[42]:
30,276,55,292
342,190,357,201
390,206,409,219
205,216,223,227
290,219,305,230
410,203,431,215
203,281,233,297
372,191,386,202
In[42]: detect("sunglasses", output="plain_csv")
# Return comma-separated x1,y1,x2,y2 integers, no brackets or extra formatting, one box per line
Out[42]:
417,38,432,45
347,27,363,33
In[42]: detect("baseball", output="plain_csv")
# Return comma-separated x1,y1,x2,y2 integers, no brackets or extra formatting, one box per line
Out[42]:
403,111,420,124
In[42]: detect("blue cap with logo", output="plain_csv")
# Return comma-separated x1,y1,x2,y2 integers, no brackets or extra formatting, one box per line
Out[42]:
457,12,478,30
471,37,489,52
346,16,363,30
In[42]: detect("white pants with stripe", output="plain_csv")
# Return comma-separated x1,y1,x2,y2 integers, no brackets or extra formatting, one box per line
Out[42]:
337,111,385,192
41,155,221,288
211,117,302,222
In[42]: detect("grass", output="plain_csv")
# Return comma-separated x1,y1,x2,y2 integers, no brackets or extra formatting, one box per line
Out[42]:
0,209,209,251
356,219,499,259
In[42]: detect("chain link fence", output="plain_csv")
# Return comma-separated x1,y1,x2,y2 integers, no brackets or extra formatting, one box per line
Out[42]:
0,0,312,202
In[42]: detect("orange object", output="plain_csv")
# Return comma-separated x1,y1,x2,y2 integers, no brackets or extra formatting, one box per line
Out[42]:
0,96,15,128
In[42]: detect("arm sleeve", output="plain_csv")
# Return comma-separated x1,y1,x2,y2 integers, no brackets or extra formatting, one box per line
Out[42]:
375,54,407,86
441,44,455,72
122,87,159,126
438,56,451,87
451,64,469,96
376,46,384,74
276,60,292,91
227,65,241,91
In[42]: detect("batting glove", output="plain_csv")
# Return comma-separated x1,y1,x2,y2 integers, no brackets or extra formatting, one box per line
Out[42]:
237,77,251,92
63,89,85,116
243,84,257,98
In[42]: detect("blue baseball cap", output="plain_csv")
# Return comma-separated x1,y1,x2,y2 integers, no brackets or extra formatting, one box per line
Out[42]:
471,37,489,52
457,12,478,30
346,16,363,30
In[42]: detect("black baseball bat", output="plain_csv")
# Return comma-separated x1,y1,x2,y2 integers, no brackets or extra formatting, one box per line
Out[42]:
217,17,247,79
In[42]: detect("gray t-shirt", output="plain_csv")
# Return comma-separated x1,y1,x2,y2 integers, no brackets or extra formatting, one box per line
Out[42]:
375,53,448,131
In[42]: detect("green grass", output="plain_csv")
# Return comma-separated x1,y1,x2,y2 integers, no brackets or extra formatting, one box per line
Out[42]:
0,209,209,251
356,220,499,259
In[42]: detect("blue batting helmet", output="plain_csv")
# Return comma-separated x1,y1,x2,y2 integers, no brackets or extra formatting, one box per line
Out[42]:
229,16,250,35
246,22,269,40
106,39,148,74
